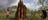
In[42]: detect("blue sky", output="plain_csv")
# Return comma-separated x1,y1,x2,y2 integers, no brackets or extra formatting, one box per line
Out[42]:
23,0,42,10
0,0,17,9
0,0,42,10
23,0,48,10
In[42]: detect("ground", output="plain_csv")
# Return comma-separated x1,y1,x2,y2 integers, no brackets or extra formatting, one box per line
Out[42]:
0,13,48,20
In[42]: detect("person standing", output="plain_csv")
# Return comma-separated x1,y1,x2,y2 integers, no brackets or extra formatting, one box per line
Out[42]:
41,8,47,20
5,7,10,18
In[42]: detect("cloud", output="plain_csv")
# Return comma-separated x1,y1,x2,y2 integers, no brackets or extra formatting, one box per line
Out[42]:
0,0,18,9
24,3,42,11
23,0,42,11
24,3,35,10
0,0,42,10
10,0,19,6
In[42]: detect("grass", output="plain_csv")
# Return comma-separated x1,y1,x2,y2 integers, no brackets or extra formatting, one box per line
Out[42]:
26,13,48,20
0,12,48,20
0,13,15,20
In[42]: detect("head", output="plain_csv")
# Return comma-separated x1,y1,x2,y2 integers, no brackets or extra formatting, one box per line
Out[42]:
7,7,10,11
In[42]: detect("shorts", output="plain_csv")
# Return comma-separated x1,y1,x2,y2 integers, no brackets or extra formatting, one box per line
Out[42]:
6,15,9,18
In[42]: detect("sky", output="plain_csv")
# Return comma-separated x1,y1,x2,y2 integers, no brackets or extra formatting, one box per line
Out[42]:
0,0,18,9
0,0,42,10
23,0,42,10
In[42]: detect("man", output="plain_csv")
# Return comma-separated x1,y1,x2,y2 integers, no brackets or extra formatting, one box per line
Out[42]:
41,8,47,20
5,7,10,18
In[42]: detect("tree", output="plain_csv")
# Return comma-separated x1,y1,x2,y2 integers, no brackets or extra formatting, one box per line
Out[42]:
39,0,45,6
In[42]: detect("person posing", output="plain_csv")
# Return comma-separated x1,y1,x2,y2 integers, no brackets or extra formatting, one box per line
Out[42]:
5,7,11,18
